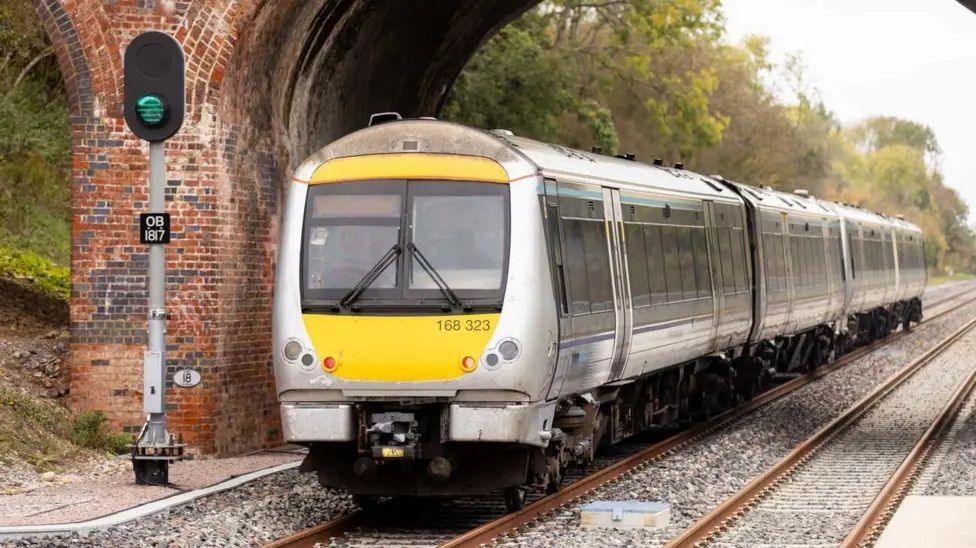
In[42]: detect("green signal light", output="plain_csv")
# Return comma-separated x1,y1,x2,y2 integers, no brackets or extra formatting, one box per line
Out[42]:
135,94,168,128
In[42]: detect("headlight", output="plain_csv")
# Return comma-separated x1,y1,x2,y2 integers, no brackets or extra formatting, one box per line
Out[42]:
283,340,303,361
498,339,520,361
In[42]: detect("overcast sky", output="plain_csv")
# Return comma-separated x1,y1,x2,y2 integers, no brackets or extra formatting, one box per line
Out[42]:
722,0,976,220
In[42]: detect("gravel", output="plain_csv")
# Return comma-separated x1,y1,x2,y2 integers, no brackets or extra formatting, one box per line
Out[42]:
494,293,976,547
912,389,976,497
6,469,355,548
712,319,976,546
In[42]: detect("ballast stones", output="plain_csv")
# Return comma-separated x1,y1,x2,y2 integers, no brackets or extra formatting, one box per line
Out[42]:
579,500,671,529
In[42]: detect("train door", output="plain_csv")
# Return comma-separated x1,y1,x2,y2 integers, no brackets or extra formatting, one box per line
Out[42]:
602,188,633,383
703,201,723,350
542,179,573,400
782,212,797,333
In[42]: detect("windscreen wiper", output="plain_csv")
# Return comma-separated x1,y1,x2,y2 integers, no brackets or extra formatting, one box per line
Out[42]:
407,242,470,311
339,244,401,309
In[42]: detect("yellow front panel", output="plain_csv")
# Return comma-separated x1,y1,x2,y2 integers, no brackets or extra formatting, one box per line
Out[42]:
302,313,500,381
309,153,509,184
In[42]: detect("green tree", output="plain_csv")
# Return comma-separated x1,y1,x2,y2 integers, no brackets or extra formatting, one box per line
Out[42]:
0,0,70,265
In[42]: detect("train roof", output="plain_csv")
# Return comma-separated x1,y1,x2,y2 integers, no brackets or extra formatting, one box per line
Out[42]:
726,181,838,219
500,133,737,202
295,119,921,234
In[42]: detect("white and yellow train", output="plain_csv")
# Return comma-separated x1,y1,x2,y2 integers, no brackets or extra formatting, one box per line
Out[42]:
273,118,925,509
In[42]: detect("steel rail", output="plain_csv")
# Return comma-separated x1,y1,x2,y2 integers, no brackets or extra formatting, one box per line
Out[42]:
265,290,976,548
841,366,976,547
665,313,976,548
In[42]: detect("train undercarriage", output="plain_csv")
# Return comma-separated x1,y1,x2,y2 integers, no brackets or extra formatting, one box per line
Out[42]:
303,297,923,511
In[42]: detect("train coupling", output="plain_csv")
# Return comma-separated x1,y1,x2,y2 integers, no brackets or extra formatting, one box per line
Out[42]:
365,411,420,460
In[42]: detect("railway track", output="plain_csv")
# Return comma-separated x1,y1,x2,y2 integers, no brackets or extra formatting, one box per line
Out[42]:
265,289,976,548
668,312,976,547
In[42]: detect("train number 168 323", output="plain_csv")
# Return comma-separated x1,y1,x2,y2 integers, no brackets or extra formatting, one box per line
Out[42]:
437,319,491,332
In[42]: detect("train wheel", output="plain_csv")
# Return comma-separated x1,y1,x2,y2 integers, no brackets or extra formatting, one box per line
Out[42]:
504,486,528,512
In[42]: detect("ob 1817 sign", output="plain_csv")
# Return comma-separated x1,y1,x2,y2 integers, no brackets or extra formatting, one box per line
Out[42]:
140,213,171,244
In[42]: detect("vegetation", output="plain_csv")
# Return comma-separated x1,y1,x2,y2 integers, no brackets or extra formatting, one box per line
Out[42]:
70,410,133,454
0,244,70,300
444,0,976,274
0,388,130,479
0,386,77,472
0,0,71,268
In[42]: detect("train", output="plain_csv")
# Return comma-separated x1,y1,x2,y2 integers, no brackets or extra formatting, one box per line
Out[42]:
272,118,926,510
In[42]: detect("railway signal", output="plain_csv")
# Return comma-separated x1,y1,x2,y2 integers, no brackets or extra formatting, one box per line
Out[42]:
124,31,187,485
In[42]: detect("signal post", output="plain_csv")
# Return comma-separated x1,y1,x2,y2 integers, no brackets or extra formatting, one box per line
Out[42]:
123,31,187,485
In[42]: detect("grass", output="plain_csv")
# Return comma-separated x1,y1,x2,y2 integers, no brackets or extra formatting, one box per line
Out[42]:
70,410,133,454
0,389,132,476
0,386,78,471
0,244,69,301
927,271,975,287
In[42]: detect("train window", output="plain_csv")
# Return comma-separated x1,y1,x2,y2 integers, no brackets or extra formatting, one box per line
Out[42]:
763,236,778,292
561,219,590,315
678,227,697,299
645,225,668,304
692,228,711,298
661,226,683,302
730,228,747,292
410,194,506,290
582,221,613,313
625,223,651,308
790,236,804,289
719,228,736,293
545,204,569,316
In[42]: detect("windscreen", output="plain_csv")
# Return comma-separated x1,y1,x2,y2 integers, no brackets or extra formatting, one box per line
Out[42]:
301,179,509,309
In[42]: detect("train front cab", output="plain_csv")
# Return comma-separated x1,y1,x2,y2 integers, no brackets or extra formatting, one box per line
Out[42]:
272,121,563,500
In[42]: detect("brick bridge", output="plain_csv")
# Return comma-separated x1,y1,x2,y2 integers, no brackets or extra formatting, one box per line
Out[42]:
36,0,535,455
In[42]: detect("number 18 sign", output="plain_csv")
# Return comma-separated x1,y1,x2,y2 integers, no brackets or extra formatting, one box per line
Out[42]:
173,368,201,388
140,213,171,244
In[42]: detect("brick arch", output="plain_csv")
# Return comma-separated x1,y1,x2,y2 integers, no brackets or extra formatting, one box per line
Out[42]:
32,0,95,118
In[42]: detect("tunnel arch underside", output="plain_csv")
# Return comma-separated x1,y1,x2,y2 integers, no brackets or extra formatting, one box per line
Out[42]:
223,0,539,168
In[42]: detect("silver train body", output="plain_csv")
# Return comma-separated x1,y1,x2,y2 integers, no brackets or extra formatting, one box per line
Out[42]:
273,120,925,504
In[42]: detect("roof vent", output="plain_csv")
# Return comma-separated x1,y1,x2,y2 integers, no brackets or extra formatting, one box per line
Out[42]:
673,162,684,169
794,189,810,198
591,146,603,154
492,129,514,136
368,112,402,126
653,158,664,166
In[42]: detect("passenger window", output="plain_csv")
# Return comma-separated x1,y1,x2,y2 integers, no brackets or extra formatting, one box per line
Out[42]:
625,223,651,308
730,228,747,292
678,227,697,299
719,229,736,293
661,226,683,302
582,220,613,313
645,225,668,304
562,219,590,315
692,228,711,298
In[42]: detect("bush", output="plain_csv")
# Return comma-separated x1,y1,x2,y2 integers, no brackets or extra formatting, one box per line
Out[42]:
70,410,132,454
0,245,69,301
